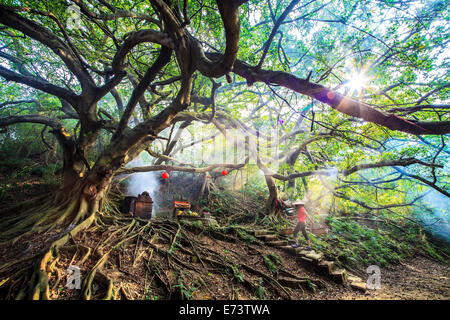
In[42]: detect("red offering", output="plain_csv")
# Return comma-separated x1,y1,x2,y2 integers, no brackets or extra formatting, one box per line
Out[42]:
162,172,169,179
221,170,228,176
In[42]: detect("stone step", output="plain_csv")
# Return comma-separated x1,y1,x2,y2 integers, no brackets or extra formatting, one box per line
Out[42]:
318,261,335,274
263,234,278,242
266,240,288,247
253,229,272,237
279,245,297,255
297,249,312,256
277,277,307,289
348,275,364,283
350,281,367,292
330,269,348,284
274,241,353,288
299,256,313,264
280,246,322,259
305,252,323,262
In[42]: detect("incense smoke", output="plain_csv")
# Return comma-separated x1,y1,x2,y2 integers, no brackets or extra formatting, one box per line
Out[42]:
304,167,338,219
417,189,450,242
124,154,161,214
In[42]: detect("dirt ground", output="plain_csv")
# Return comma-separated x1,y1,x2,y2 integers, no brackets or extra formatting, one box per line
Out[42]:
1,180,448,300
332,256,450,300
1,217,449,300
43,225,450,300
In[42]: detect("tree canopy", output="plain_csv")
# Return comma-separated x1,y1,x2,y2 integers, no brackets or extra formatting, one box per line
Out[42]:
0,0,448,210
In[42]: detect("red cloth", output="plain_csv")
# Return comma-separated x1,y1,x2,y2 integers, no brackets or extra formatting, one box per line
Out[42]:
297,206,306,222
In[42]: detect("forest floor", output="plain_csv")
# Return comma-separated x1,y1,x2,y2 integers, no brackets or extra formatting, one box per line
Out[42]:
0,175,449,300
3,215,448,301
333,255,450,300
28,223,450,300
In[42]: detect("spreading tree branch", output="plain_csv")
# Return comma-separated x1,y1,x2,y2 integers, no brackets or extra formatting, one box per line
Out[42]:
223,55,450,135
117,157,249,175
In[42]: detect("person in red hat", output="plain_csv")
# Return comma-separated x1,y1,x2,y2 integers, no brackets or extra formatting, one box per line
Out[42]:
288,200,313,250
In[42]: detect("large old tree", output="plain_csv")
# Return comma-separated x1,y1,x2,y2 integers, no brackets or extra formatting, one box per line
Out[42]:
0,0,448,299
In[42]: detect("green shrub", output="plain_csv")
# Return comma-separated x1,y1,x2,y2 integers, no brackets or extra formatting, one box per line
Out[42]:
321,215,446,272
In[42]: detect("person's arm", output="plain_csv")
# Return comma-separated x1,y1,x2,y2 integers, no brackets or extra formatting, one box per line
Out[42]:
305,210,314,224
287,214,296,220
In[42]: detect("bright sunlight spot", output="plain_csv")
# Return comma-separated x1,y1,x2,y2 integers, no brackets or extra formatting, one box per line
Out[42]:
346,72,368,93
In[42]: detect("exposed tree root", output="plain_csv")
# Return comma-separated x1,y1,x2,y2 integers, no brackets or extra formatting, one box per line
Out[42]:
1,188,328,300
0,184,101,300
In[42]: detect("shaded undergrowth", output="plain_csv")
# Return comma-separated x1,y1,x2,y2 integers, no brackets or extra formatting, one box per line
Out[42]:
0,177,448,300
